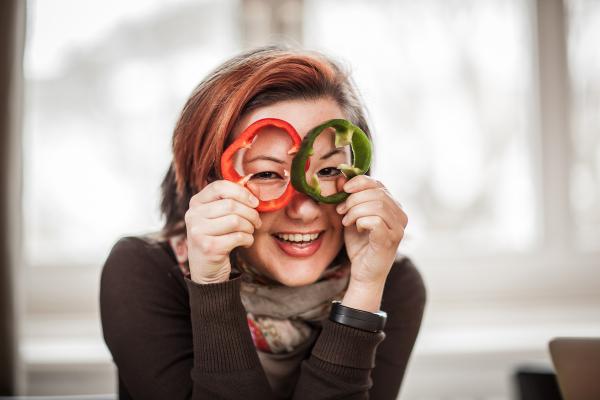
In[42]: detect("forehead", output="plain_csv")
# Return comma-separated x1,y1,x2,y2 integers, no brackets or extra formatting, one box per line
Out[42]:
231,97,346,141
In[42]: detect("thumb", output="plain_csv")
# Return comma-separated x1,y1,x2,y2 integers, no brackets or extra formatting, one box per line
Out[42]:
336,175,348,193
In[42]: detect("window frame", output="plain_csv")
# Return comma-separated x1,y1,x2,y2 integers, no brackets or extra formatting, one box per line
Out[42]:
21,0,600,316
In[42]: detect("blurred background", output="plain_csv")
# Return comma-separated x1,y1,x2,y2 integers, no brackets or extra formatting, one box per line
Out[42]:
1,0,599,398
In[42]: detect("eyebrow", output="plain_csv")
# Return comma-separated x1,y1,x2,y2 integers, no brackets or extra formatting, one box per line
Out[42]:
247,148,345,164
247,156,285,164
319,148,346,160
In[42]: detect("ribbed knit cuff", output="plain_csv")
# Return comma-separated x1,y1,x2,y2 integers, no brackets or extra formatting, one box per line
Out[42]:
311,318,386,370
185,273,260,372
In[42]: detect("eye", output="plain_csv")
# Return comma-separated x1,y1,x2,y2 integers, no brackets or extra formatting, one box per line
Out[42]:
317,167,342,177
250,171,284,180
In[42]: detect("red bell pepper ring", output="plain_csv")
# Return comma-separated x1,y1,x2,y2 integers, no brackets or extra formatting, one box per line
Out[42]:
220,118,305,212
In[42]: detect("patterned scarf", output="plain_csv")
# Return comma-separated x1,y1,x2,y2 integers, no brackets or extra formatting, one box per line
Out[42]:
168,234,351,354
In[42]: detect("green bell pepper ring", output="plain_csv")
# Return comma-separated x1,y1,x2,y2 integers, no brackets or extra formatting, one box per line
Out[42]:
290,119,372,204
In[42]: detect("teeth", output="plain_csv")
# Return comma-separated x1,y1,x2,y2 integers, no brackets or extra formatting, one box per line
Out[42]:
276,232,320,242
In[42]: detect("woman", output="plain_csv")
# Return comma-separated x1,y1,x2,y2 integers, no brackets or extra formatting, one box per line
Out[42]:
100,45,426,400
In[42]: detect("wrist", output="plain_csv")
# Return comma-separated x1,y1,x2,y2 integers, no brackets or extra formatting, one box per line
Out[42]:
191,268,231,285
341,278,386,313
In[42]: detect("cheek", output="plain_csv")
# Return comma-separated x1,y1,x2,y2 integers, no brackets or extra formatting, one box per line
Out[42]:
253,211,277,237
326,212,345,252
323,205,343,230
238,214,274,262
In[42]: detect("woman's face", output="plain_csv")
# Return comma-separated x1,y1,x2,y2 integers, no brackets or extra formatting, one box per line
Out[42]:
230,97,349,287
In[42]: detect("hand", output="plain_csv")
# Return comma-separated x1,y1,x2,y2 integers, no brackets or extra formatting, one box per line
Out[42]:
184,180,262,284
336,175,408,286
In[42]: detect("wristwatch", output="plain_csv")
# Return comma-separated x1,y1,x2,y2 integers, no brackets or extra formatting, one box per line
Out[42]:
329,300,387,333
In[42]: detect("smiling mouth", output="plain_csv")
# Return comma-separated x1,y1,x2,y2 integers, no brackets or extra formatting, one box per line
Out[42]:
272,231,324,244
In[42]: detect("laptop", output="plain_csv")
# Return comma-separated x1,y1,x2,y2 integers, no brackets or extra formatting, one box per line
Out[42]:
549,337,600,400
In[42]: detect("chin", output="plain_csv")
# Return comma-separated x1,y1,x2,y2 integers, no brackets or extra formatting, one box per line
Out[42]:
267,234,338,287
269,263,326,287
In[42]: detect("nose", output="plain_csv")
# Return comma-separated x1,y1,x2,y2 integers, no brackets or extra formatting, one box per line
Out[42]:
285,190,321,223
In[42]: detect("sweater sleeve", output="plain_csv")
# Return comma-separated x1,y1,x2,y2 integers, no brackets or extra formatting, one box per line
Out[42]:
292,319,386,399
184,274,274,398
100,236,274,400
369,257,427,400
292,256,426,400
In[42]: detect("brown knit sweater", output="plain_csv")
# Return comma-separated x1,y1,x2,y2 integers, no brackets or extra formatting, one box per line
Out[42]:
99,235,426,400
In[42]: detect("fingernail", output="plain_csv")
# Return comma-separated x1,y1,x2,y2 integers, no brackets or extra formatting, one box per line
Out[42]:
250,195,259,207
342,216,348,225
336,203,346,213
343,182,355,192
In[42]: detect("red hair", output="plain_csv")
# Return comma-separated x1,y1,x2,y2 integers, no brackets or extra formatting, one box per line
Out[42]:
160,45,372,237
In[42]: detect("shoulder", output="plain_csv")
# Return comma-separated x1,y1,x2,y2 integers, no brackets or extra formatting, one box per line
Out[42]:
104,233,172,264
102,232,176,273
381,255,427,323
385,255,426,296
101,235,163,280
100,234,185,307
100,235,194,398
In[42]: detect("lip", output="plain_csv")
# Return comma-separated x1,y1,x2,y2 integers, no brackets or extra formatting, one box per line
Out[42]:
272,231,324,257
274,230,323,235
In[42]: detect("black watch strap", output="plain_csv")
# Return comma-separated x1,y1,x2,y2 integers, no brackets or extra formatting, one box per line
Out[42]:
329,300,387,333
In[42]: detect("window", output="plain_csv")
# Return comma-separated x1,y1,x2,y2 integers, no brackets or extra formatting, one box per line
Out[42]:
24,0,242,268
567,0,600,252
305,0,538,255
22,0,598,309
19,0,600,397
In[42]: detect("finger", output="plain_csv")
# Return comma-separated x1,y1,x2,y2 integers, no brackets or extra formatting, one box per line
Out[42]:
356,215,393,239
341,200,395,231
214,231,255,251
190,231,255,256
336,187,392,214
335,174,348,193
191,179,259,209
201,214,256,236
201,198,262,229
337,189,407,229
342,175,386,194
355,216,405,249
